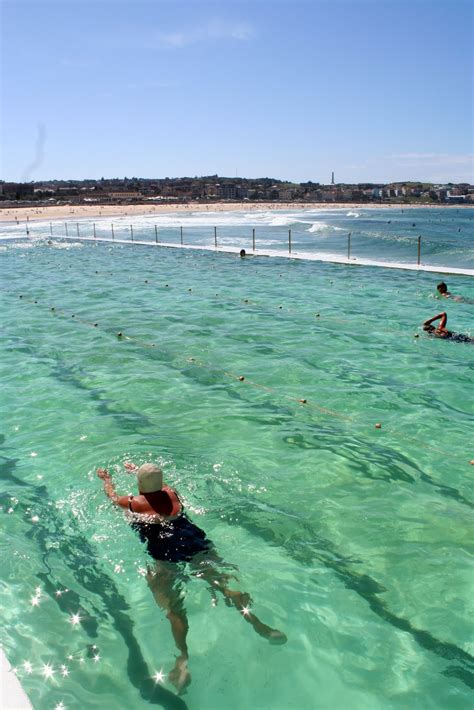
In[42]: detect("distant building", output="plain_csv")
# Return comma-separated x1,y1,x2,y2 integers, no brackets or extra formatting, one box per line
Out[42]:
218,184,237,200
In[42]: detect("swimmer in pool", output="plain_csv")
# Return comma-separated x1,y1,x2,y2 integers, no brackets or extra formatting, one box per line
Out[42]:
422,312,473,342
97,462,286,693
436,282,465,302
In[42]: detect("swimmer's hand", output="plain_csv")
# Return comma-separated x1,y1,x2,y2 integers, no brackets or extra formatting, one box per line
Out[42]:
97,468,111,480
124,461,138,472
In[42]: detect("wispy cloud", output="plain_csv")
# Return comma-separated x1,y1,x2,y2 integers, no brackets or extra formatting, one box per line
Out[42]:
341,153,473,183
149,19,255,49
386,153,474,167
382,153,474,182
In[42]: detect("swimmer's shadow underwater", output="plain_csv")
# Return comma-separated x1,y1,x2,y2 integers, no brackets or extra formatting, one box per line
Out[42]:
97,461,287,694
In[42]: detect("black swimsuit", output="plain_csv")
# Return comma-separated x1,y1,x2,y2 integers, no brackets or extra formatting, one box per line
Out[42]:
449,333,473,343
128,496,211,563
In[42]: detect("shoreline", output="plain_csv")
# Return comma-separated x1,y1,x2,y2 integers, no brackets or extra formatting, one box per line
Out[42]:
0,201,470,224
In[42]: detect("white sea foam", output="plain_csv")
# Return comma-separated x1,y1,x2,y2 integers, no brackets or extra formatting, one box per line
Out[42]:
306,221,345,233
307,221,330,233
215,236,282,247
346,211,360,217
2,208,351,235
68,210,316,231
51,241,83,249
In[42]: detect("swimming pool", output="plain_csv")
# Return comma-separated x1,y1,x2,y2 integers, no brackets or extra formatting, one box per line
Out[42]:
1,214,473,709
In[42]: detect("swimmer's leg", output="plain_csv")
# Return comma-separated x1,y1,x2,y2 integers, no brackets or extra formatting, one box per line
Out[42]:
190,556,287,645
147,563,191,694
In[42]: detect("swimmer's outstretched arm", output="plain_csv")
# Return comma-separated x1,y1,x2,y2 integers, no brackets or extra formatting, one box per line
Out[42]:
423,312,447,328
97,468,129,509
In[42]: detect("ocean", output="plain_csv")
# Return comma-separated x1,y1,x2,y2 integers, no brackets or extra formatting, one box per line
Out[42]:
2,206,474,271
1,207,473,709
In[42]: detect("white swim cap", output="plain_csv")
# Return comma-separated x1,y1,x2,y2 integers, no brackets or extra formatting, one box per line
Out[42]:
136,463,163,493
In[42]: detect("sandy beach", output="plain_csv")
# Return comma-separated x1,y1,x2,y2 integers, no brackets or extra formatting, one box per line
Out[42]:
0,201,449,224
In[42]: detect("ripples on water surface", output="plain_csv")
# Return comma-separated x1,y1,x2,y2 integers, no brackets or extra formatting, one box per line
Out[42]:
1,209,473,709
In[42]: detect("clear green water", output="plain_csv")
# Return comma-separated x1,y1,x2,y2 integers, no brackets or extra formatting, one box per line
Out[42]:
1,234,473,709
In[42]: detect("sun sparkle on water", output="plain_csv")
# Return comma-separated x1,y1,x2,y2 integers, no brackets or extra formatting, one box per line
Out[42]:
153,669,165,684
42,663,55,679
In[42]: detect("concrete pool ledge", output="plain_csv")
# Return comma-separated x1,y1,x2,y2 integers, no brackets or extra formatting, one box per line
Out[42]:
31,235,474,277
1,650,32,709
1,234,473,276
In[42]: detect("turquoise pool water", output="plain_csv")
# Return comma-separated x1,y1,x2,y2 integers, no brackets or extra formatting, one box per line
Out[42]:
1,214,473,709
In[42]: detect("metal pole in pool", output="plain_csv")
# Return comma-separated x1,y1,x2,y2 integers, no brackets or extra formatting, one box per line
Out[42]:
93,223,96,239
347,233,351,260
50,222,53,236
180,226,183,245
111,223,115,241
417,235,421,265
65,222,68,237
76,222,80,237
130,224,134,241
252,228,255,252
155,225,158,244
214,226,217,248
288,229,292,254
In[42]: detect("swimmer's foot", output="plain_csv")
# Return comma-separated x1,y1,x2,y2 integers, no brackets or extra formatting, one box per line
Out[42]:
265,628,288,645
169,656,191,695
250,618,288,645
224,590,287,644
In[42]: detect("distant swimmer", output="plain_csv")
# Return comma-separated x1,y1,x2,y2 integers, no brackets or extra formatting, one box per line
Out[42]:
422,312,473,343
240,248,246,258
436,282,466,303
97,462,286,693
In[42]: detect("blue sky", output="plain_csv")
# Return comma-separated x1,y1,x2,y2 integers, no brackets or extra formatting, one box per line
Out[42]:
1,0,473,183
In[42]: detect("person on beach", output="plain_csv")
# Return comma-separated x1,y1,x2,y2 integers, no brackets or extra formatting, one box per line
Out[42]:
97,462,286,694
422,312,473,343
